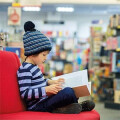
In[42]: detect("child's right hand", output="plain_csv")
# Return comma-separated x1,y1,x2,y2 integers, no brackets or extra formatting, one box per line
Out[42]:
45,84,62,96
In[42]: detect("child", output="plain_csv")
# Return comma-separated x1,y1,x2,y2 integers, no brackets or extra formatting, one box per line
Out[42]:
17,21,95,114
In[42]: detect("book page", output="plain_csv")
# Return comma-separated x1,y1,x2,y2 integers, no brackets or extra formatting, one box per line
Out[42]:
52,69,91,97
52,69,89,89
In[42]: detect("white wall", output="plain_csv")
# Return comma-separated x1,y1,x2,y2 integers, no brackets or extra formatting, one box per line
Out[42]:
0,10,111,38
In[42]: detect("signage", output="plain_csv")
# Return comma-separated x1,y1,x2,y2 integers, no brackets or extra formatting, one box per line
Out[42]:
8,7,21,26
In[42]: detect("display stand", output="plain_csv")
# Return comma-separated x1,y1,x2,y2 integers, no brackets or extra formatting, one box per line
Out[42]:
104,14,120,109
89,15,120,108
104,101,120,110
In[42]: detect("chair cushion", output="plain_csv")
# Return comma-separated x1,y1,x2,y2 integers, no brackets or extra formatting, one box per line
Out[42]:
0,51,25,114
0,110,100,120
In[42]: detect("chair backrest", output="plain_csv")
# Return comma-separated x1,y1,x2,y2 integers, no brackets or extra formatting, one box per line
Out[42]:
0,51,26,114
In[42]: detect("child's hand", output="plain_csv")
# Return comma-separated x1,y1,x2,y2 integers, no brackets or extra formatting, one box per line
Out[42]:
54,78,64,85
45,84,62,96
48,78,64,85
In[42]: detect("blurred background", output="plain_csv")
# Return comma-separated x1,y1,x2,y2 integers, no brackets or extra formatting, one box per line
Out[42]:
0,0,120,120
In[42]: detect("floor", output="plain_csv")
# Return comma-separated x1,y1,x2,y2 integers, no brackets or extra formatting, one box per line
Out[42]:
95,102,120,120
78,97,120,120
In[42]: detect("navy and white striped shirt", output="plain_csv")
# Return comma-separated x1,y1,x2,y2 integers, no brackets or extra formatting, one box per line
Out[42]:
17,62,48,110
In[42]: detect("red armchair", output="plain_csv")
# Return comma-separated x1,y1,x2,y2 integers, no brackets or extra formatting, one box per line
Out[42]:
0,51,100,120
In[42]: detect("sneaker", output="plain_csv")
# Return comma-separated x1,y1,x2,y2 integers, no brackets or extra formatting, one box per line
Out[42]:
80,100,95,111
51,103,82,114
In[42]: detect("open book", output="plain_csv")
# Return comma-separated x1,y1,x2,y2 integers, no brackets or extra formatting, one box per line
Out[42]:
52,69,91,98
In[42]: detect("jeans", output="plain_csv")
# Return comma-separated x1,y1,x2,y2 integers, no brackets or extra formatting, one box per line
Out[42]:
33,87,78,112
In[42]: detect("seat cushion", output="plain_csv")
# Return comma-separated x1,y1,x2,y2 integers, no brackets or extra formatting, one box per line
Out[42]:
0,110,100,120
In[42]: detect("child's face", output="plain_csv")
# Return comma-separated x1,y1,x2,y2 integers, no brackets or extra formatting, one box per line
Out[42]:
32,51,49,65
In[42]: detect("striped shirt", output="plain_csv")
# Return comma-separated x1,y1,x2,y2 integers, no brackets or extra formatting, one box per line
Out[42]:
17,62,48,110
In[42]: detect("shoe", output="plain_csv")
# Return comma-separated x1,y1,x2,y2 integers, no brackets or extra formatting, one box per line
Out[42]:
51,103,82,114
80,100,95,111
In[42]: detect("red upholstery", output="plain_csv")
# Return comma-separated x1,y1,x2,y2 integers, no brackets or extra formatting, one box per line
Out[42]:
0,110,100,120
0,51,25,114
0,51,100,120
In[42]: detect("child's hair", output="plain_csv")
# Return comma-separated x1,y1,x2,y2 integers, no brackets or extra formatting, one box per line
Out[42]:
23,21,52,56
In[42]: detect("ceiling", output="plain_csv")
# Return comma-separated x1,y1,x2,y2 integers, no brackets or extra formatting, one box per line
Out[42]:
0,3,120,15
0,0,120,4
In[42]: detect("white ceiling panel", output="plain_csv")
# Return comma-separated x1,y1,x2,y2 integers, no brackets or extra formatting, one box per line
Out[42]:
0,0,120,4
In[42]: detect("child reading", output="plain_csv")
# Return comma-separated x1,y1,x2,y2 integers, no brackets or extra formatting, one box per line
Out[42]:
17,21,95,114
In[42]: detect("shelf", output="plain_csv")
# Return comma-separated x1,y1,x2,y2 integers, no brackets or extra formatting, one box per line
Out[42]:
101,62,111,64
99,76,114,80
111,72,120,73
104,101,120,110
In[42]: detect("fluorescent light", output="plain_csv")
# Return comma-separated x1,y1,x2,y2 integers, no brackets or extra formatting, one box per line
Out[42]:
56,7,74,12
23,7,40,11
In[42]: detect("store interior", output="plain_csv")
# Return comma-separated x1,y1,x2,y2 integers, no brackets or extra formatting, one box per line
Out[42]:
0,0,120,120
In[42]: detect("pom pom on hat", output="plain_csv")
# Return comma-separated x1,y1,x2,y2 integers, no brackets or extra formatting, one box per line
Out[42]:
24,21,35,32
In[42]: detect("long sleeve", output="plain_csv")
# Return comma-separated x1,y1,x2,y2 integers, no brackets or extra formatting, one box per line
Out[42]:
17,63,47,101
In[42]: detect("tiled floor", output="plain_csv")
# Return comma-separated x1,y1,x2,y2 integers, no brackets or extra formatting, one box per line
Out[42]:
95,102,120,120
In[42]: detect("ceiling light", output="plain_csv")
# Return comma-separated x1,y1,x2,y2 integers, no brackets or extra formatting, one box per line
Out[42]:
23,7,40,11
56,7,74,12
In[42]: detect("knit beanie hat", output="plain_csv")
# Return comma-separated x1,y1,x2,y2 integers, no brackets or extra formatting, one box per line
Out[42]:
23,21,52,56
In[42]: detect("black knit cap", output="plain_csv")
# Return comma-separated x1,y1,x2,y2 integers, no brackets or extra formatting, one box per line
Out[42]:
23,21,52,56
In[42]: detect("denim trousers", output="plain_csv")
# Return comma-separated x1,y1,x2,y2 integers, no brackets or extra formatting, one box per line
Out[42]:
33,87,78,112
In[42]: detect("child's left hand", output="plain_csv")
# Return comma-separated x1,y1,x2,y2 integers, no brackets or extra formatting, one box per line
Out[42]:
54,78,64,85
48,78,64,86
